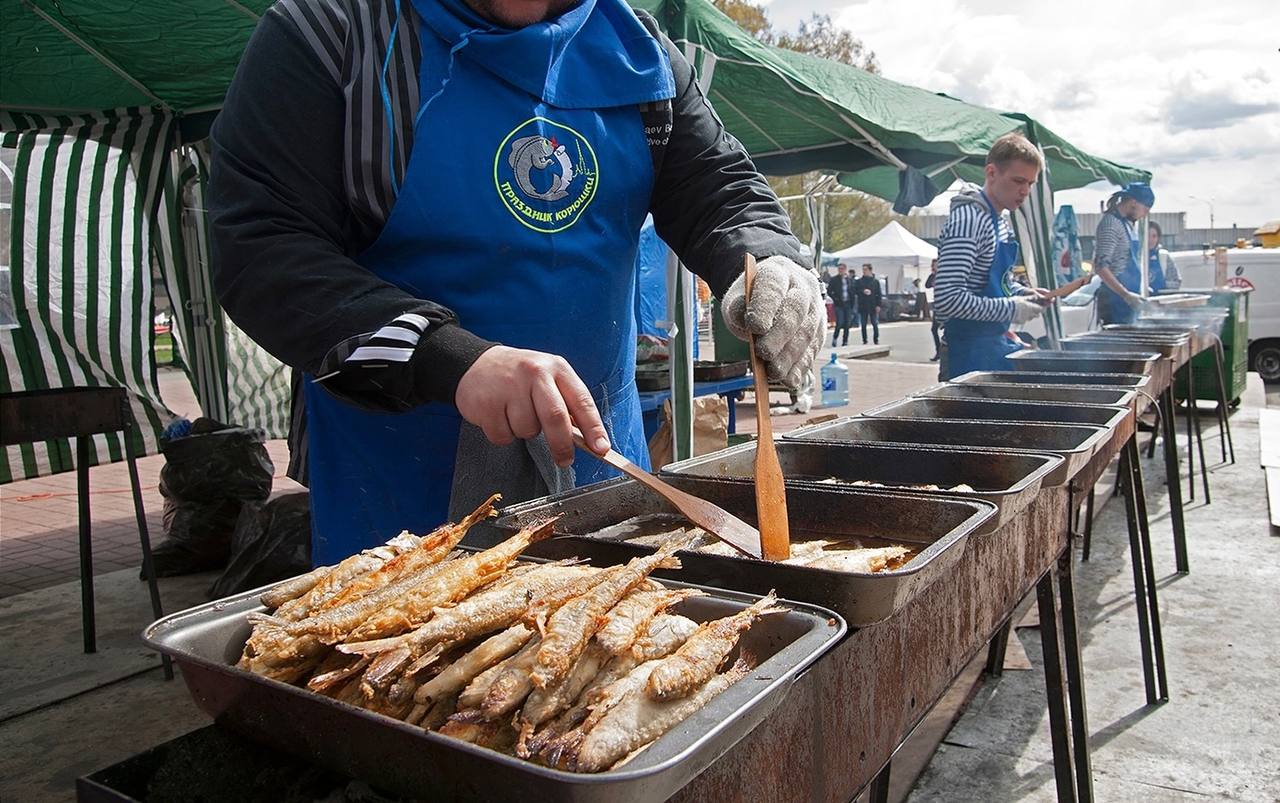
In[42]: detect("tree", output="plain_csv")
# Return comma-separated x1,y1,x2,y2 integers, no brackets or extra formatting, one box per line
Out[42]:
774,14,879,74
712,0,892,256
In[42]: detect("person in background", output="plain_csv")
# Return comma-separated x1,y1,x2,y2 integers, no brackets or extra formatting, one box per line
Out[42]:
925,257,942,361
912,278,928,320
854,263,883,345
933,133,1049,379
1148,221,1180,293
826,262,857,347
1092,182,1155,324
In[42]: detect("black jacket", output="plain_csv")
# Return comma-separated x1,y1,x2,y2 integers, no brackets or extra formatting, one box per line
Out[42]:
853,275,883,311
826,274,855,307
208,1,802,414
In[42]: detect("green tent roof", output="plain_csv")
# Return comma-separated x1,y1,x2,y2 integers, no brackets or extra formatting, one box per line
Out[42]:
2,0,269,115
837,112,1151,200
630,0,1024,175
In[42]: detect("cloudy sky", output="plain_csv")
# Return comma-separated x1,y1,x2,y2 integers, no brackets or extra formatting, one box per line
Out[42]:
759,0,1279,229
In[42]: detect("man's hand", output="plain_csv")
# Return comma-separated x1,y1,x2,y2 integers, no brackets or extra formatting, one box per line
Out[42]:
1123,291,1146,310
1011,296,1047,325
721,255,826,389
455,346,608,467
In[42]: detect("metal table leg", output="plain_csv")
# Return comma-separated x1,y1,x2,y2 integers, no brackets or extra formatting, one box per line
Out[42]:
1125,437,1169,702
1058,541,1094,802
77,436,96,654
869,760,892,803
1183,365,1196,502
985,619,1012,677
1191,383,1211,503
1037,568,1078,803
1080,488,1095,562
1119,440,1160,705
1213,340,1236,465
1161,386,1191,574
126,435,173,681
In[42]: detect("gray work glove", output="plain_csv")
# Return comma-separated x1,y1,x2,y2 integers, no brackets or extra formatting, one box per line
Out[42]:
721,255,826,389
1010,296,1047,325
1123,291,1147,310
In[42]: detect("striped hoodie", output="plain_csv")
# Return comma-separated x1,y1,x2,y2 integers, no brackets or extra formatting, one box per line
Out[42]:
934,184,1027,324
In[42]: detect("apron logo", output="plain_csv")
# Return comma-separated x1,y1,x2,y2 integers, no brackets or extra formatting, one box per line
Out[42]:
495,117,598,233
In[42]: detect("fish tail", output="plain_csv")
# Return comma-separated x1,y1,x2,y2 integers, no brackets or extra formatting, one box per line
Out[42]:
335,634,407,656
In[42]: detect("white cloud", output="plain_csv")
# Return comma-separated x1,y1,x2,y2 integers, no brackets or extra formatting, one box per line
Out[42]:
754,0,1280,227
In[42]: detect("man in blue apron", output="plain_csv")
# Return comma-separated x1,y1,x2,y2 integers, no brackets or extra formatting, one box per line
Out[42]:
934,133,1050,380
209,0,825,564
1092,182,1155,324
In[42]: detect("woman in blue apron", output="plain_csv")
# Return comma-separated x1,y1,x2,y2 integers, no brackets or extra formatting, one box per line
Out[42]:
304,0,675,564
1095,221,1144,325
1094,182,1155,325
943,192,1025,379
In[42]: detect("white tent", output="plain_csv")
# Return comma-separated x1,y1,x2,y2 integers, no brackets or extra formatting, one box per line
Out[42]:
829,220,938,293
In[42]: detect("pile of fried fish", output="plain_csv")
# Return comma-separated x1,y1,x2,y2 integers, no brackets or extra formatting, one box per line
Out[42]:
238,494,781,773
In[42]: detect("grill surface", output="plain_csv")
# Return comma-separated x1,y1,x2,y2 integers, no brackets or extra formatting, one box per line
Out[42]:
480,476,995,626
143,572,844,803
1006,350,1168,391
915,382,1137,408
659,440,1063,534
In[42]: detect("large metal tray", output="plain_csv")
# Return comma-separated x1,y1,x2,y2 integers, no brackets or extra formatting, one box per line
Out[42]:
1102,325,1212,355
1060,334,1190,367
862,396,1132,429
785,415,1107,487
951,370,1152,390
1006,349,1169,391
481,476,996,627
143,572,844,803
915,382,1137,409
658,440,1062,534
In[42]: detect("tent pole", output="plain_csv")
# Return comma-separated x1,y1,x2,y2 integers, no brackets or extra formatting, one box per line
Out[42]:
668,252,694,464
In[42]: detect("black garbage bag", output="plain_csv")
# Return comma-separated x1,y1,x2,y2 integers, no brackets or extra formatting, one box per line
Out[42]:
150,419,274,577
209,491,312,599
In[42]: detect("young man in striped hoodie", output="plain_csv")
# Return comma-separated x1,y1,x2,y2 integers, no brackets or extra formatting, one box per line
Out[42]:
934,133,1050,380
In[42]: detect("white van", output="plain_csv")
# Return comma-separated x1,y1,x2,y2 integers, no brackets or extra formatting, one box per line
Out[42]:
1171,248,1280,380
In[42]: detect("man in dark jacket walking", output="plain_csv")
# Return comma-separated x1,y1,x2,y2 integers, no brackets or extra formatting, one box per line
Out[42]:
826,262,858,347
854,264,883,345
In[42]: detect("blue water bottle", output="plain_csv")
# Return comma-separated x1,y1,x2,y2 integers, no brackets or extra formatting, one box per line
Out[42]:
821,353,849,408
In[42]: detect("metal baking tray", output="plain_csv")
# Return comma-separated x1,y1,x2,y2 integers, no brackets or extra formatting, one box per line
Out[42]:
143,572,844,803
862,396,1132,429
1060,335,1190,367
635,365,670,392
1006,350,1169,391
482,476,995,627
785,416,1107,487
658,440,1062,534
950,370,1152,391
693,360,748,381
1102,325,1212,355
915,382,1137,408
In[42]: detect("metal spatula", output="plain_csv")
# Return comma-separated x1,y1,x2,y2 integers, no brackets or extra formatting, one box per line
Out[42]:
744,254,792,561
571,428,763,559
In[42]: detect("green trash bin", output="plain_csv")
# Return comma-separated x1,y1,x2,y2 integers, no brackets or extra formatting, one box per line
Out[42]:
711,298,750,363
1173,287,1250,403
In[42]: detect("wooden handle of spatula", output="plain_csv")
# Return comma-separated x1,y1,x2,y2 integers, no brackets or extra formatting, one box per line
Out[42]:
743,254,791,561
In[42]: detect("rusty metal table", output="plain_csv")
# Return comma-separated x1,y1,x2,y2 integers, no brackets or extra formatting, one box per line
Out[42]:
669,485,1095,803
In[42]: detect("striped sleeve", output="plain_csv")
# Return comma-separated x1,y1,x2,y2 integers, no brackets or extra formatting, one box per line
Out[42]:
1092,214,1130,272
933,205,1016,324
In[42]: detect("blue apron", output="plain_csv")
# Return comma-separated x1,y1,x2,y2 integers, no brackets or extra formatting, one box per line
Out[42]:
304,0,674,564
943,193,1022,380
1096,213,1142,324
1147,247,1166,293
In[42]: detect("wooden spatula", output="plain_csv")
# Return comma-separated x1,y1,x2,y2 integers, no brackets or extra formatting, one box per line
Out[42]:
571,428,763,560
743,254,792,561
